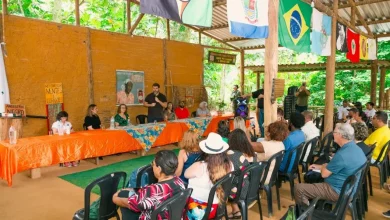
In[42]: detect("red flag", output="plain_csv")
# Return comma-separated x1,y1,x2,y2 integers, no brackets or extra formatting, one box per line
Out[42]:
346,29,360,63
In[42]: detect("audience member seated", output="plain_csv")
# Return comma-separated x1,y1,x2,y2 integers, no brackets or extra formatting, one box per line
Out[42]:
114,104,130,127
217,120,230,143
113,150,185,220
233,116,247,132
163,102,177,121
196,101,211,117
353,101,363,112
185,132,232,220
84,104,101,130
175,130,202,185
337,100,351,122
347,108,367,125
251,121,288,184
175,100,190,119
279,112,305,172
295,123,366,206
364,101,376,119
277,108,287,123
227,129,257,219
364,111,390,163
301,111,320,142
351,122,371,156
52,111,76,167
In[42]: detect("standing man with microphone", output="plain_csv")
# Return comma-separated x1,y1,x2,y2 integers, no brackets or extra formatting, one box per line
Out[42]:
144,83,167,123
295,82,310,113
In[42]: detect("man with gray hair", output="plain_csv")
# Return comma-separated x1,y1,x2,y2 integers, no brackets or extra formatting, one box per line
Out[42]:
295,123,366,206
301,111,320,142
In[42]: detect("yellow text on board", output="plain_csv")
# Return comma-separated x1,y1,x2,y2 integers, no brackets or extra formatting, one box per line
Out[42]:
45,83,63,104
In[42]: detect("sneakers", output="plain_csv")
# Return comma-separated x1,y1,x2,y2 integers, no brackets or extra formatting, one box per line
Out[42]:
383,210,390,218
71,161,79,167
64,162,73,167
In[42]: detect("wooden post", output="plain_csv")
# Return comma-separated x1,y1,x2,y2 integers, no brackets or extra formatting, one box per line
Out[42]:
379,68,386,109
2,0,7,43
199,31,202,45
86,29,94,104
127,0,131,33
264,0,279,126
240,50,245,93
350,6,355,25
75,0,80,26
256,71,260,90
129,13,144,35
167,19,170,40
323,0,338,134
370,62,378,104
2,0,8,15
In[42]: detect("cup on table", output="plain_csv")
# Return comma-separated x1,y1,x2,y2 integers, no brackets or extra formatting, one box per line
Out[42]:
65,127,71,135
58,127,64,136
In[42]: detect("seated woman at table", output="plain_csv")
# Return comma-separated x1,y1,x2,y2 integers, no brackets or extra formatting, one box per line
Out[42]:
196,101,211,117
52,111,77,167
175,130,202,184
163,102,177,121
113,150,185,220
84,104,101,130
115,104,130,127
217,120,230,143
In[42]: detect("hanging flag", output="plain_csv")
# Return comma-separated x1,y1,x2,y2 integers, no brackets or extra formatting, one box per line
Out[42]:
227,0,269,38
311,9,331,56
140,0,212,27
346,29,360,63
368,38,377,60
278,0,312,52
0,46,10,113
360,35,368,60
336,22,348,52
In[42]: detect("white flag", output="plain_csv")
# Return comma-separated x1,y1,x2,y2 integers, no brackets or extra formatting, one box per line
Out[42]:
0,46,10,112
368,38,377,60
311,9,331,56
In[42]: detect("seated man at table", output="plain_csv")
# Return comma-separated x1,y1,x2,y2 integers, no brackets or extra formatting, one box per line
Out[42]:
175,100,190,119
294,123,366,206
364,111,390,163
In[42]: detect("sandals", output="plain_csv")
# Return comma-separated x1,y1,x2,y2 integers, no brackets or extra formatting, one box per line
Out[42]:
228,211,242,219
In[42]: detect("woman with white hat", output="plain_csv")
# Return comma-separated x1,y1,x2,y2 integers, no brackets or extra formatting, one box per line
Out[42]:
185,132,233,220
196,101,211,117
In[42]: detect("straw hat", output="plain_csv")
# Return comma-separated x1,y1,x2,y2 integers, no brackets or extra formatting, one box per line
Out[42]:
199,132,229,154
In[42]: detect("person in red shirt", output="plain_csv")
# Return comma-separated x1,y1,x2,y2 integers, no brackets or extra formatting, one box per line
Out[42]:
175,100,190,119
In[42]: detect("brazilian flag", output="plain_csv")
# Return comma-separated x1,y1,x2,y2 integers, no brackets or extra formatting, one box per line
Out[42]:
278,0,312,52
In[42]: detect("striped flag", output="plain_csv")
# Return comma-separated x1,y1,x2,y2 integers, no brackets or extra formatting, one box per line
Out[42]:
227,0,269,38
0,45,10,112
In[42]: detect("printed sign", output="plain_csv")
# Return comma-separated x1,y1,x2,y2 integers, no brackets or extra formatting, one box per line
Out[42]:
5,104,26,116
45,83,63,104
208,51,237,65
116,70,145,106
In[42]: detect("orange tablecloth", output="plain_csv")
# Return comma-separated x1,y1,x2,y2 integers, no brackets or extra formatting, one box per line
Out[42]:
0,130,140,186
203,114,234,137
153,122,189,147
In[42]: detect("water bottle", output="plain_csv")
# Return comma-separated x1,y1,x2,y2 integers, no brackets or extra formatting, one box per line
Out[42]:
110,116,115,129
58,123,64,136
9,126,17,144
65,124,71,135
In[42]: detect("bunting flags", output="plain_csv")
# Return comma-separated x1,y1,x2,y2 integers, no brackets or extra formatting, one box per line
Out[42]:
227,0,269,38
346,29,360,63
368,38,377,60
0,47,10,113
140,0,212,27
311,9,331,56
336,22,348,52
360,35,368,60
278,0,312,52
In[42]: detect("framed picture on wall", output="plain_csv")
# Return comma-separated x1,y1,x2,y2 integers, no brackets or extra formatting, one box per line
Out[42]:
116,70,145,106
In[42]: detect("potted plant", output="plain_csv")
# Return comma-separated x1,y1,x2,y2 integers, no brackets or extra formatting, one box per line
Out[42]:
217,101,226,116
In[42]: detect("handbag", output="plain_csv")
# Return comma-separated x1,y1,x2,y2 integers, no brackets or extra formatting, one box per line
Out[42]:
280,205,297,220
72,198,100,220
303,170,324,184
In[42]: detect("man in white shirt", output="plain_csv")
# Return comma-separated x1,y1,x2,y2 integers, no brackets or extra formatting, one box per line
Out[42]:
337,100,350,121
364,102,376,119
301,111,320,163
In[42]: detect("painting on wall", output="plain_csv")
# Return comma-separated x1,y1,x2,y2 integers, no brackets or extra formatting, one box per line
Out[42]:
116,70,145,105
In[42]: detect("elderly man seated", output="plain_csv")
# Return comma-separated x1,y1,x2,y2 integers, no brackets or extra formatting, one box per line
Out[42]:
301,111,320,142
364,111,390,163
294,123,366,206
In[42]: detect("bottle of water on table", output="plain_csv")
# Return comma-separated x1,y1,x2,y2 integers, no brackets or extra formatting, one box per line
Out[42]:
110,116,115,129
9,126,17,144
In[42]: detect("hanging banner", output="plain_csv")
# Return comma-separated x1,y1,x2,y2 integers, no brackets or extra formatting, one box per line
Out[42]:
208,51,237,65
45,83,63,104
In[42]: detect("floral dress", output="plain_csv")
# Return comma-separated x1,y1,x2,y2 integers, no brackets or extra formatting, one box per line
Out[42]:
114,113,129,126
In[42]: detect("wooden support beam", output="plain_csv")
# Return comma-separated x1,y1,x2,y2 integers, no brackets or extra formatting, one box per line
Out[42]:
350,6,356,25
167,19,170,40
338,0,390,9
256,72,260,90
357,18,390,26
375,33,390,38
201,45,239,52
127,0,131,32
264,0,279,126
200,23,229,31
324,0,338,134
371,62,378,104
75,0,80,26
347,0,373,36
1,0,7,43
240,50,245,92
379,68,386,109
129,13,144,35
86,28,94,105
213,0,227,7
2,0,8,15
224,37,247,42
198,31,201,44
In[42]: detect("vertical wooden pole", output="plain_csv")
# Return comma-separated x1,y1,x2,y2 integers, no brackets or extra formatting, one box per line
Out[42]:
350,6,355,25
240,50,245,93
324,0,338,134
2,0,7,43
379,68,386,109
264,0,279,125
199,32,202,45
75,0,80,26
2,0,8,15
86,29,94,104
167,19,170,40
127,0,131,33
370,62,378,104
256,71,260,90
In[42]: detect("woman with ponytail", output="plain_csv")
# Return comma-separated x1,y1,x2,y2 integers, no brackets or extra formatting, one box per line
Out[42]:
185,132,233,220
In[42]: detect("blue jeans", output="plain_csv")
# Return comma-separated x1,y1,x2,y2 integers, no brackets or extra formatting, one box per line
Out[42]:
258,109,264,137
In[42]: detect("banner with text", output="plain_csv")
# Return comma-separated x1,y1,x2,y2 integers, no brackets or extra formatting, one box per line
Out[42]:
208,51,237,65
45,83,63,104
